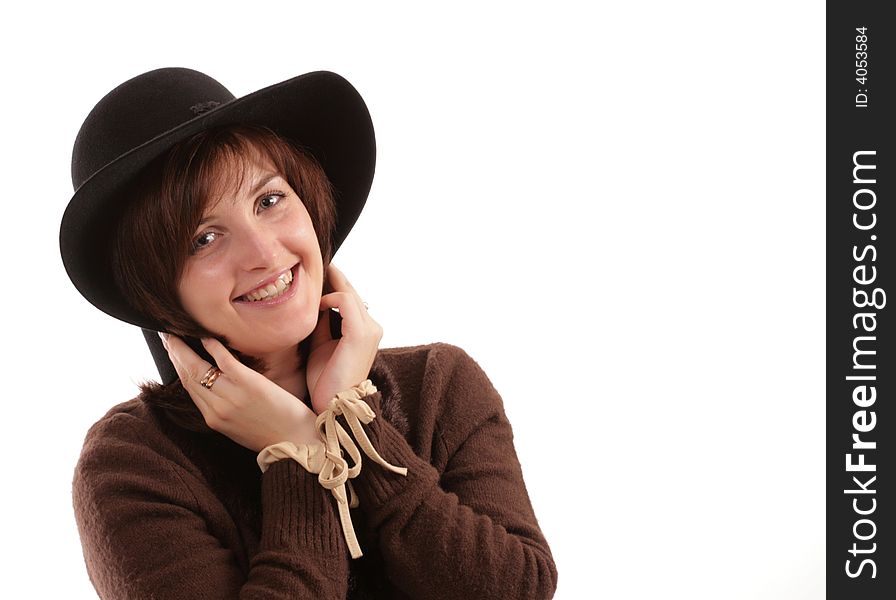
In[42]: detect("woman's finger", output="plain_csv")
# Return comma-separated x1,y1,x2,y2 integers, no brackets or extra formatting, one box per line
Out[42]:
318,291,362,311
326,265,374,320
319,292,365,334
163,334,208,381
161,335,214,416
326,264,362,299
200,337,243,376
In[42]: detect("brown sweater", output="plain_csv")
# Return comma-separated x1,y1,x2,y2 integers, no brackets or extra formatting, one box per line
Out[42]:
72,342,557,599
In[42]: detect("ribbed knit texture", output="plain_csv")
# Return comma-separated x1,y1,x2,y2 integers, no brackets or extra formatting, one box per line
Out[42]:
72,343,557,599
259,459,345,556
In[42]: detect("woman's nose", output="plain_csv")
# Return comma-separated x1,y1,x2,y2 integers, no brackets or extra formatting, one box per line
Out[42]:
234,225,281,271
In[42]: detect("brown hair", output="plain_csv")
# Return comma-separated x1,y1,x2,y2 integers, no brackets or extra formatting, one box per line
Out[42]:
111,124,337,338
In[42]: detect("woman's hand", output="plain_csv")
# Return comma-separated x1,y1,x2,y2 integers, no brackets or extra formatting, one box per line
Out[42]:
162,335,318,452
306,264,383,414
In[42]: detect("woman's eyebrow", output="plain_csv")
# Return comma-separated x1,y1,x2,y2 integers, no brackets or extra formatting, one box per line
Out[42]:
248,172,279,197
198,172,281,225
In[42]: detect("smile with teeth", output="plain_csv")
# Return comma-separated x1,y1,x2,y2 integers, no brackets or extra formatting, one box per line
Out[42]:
239,269,294,302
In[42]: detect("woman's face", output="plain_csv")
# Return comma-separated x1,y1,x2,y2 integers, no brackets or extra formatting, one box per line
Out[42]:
177,152,324,357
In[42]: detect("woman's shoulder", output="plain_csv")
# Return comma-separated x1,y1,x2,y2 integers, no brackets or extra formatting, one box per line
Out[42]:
74,393,197,490
78,396,161,451
375,342,499,400
372,342,507,443
375,341,487,378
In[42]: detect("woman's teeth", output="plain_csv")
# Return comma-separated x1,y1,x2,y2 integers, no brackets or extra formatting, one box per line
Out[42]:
241,270,294,302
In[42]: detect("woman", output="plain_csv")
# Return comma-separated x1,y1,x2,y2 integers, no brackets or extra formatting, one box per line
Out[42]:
63,68,557,599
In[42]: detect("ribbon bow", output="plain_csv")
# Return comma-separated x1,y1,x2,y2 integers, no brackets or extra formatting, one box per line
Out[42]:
257,380,408,558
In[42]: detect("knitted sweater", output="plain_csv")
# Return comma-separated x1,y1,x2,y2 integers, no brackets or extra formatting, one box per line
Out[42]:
72,342,557,599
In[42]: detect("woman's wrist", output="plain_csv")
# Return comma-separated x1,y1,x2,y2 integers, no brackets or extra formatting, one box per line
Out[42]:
257,379,407,559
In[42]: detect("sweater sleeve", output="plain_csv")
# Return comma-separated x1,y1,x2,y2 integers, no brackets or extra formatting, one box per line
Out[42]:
72,413,349,599
351,345,558,600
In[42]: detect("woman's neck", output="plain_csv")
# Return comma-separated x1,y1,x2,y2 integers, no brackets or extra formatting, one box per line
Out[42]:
259,344,308,402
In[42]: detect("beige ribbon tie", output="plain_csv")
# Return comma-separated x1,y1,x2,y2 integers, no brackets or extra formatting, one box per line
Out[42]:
257,380,408,559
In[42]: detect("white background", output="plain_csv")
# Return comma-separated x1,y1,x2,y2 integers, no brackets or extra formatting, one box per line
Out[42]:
0,2,824,598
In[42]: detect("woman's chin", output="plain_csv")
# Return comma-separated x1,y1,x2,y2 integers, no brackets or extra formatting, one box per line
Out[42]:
229,325,316,359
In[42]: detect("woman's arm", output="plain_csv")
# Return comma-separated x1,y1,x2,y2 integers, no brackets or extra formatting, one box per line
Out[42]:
72,411,349,599
352,344,558,600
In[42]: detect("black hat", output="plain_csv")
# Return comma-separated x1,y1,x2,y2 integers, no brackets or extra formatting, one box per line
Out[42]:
61,67,375,331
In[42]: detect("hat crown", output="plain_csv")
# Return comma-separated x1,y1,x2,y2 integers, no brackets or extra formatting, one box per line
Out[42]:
71,68,235,190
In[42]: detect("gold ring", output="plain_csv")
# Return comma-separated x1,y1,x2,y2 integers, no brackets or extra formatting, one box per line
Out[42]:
200,366,221,389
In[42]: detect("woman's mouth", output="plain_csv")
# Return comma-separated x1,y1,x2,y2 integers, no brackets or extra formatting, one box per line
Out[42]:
234,266,299,304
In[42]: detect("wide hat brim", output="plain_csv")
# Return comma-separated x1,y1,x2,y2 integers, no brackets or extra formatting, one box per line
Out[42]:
60,70,375,331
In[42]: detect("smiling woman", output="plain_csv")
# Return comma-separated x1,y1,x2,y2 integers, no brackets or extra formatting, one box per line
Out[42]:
62,68,557,599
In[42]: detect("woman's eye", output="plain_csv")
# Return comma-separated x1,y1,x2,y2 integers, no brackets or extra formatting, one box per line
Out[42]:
192,231,217,252
258,192,285,212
